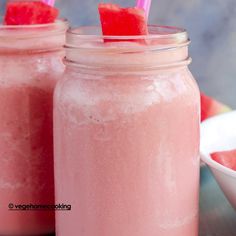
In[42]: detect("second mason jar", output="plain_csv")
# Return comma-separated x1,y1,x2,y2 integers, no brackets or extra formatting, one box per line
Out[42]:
0,20,68,235
54,26,200,236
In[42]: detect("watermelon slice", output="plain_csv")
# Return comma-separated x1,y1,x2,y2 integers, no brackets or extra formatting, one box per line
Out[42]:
201,93,231,122
98,3,148,40
4,1,59,25
211,149,236,171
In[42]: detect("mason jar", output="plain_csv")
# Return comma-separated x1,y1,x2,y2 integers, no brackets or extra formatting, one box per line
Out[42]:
54,25,200,236
0,20,68,235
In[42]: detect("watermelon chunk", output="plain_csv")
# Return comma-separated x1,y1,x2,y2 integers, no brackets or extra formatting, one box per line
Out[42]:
211,149,236,171
4,1,59,25
201,93,231,122
98,3,148,39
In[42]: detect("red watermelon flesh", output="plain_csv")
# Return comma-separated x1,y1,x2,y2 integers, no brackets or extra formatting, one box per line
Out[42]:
98,3,148,41
211,150,236,171
201,93,231,122
4,1,59,25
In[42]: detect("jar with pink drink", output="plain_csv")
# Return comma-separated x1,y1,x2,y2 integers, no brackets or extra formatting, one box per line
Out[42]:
54,24,200,236
0,19,68,235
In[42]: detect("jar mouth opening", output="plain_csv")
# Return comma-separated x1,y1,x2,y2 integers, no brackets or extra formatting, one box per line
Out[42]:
68,25,187,40
66,25,189,49
0,18,68,29
0,19,68,38
65,25,190,71
0,19,68,52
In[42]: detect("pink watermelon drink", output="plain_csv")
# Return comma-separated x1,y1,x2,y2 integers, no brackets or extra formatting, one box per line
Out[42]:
0,2,67,235
54,3,200,236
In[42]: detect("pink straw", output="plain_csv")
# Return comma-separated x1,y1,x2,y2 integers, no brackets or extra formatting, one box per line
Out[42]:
136,0,152,18
42,0,55,6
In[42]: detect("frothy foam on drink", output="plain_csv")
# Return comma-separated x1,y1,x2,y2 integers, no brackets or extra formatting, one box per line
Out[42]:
56,73,192,126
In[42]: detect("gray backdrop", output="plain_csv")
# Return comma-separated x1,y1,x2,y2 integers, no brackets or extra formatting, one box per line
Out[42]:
1,0,236,107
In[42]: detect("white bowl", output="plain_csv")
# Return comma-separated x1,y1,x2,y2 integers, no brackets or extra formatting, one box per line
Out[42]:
201,111,236,210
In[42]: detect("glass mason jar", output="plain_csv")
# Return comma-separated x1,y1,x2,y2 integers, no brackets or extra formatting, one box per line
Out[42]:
0,20,68,235
54,26,200,236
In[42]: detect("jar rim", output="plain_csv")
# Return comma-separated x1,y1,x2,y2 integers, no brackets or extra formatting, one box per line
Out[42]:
0,19,68,38
65,25,191,71
67,25,189,47
0,19,68,52
0,18,68,29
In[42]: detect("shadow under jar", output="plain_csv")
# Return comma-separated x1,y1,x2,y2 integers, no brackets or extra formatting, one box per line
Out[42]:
54,25,200,236
0,20,68,235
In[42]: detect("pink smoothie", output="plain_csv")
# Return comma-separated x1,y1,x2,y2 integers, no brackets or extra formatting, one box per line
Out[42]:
0,88,54,235
0,21,67,235
54,26,200,236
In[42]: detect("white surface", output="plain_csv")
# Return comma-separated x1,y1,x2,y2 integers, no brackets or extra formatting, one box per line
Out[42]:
201,111,236,210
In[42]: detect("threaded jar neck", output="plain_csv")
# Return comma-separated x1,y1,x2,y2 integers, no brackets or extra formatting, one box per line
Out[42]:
65,25,191,72
0,19,68,53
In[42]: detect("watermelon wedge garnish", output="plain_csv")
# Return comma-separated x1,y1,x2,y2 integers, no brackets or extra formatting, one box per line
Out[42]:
98,3,148,41
4,1,59,25
201,93,231,122
211,149,236,171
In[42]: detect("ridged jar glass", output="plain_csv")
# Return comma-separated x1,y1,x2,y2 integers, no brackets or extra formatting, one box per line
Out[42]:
54,25,200,236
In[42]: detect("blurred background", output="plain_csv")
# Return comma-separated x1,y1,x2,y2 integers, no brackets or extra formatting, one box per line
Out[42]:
1,0,236,107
